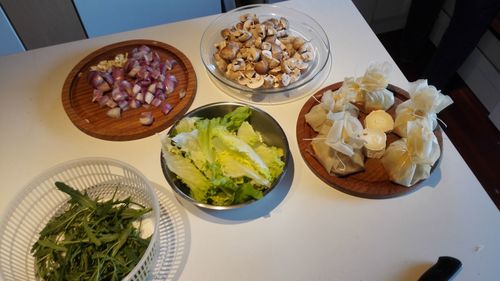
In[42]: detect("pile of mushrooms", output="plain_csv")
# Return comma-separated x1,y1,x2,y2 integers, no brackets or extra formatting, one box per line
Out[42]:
213,13,314,89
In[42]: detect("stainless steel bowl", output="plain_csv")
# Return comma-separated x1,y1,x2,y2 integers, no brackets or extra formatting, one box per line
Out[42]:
160,102,290,210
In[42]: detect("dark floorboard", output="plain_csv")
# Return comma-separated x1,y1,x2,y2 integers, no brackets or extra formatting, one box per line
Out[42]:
378,30,500,211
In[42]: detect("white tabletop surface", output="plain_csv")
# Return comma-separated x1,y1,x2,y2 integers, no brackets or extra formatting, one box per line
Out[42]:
1,0,499,280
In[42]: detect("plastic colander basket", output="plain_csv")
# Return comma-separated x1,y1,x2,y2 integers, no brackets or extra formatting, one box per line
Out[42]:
0,157,160,281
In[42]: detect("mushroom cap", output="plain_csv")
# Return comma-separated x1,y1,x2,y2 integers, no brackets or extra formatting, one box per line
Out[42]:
246,74,265,89
254,60,269,75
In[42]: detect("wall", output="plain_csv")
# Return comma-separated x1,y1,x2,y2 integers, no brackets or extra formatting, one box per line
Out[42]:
0,0,221,56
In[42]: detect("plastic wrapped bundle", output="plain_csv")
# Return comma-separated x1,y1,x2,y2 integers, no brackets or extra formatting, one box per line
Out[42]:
309,111,366,176
394,79,453,137
358,62,395,112
381,119,440,186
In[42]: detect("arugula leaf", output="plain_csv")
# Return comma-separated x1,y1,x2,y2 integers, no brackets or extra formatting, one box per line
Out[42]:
31,182,152,280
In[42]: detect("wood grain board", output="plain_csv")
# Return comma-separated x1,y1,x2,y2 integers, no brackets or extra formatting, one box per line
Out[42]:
62,39,197,141
296,82,443,199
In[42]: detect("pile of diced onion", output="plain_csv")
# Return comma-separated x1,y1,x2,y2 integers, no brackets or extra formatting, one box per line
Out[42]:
88,45,184,125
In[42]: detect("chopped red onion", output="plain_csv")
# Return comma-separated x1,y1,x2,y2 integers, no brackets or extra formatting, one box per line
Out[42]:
179,89,186,99
88,45,179,125
128,63,141,77
167,74,177,84
164,59,177,71
105,98,117,108
88,71,98,84
155,90,165,100
156,81,166,91
161,103,173,115
147,83,157,93
106,107,121,118
150,69,161,80
145,52,153,62
91,73,104,88
97,95,109,107
118,100,129,111
112,68,125,81
151,97,162,107
92,89,103,102
137,78,152,87
96,81,111,92
139,111,154,126
135,92,144,102
129,99,141,109
101,72,114,86
132,84,141,94
165,79,175,94
144,92,155,104
139,45,151,52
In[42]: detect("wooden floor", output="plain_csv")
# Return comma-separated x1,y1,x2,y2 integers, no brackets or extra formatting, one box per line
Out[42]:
378,30,500,210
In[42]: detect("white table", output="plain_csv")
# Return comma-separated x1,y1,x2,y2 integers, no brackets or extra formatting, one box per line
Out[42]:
1,1,499,280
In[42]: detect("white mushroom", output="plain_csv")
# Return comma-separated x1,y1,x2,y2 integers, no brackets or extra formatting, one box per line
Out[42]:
266,27,277,36
256,24,266,38
301,51,314,62
239,13,253,22
247,46,260,62
261,42,272,51
238,30,253,42
268,57,281,68
278,17,289,30
292,37,305,50
243,69,255,79
254,37,262,48
276,30,288,38
298,42,313,54
219,43,240,60
215,40,227,51
281,73,291,86
263,74,274,88
271,43,283,60
231,58,246,71
269,65,282,75
225,68,241,80
247,74,265,89
296,60,309,70
261,50,273,60
243,19,254,30
215,14,313,90
214,53,227,72
254,60,269,74
237,73,250,85
290,68,301,82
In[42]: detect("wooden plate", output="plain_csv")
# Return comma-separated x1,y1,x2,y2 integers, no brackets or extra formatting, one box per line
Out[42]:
62,39,197,141
296,82,443,199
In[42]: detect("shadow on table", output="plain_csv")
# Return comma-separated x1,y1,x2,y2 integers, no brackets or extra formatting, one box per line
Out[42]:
422,159,442,189
392,262,433,281
150,181,191,281
174,154,295,224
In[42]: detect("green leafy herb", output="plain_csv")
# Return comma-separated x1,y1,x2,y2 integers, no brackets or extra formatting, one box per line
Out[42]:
31,181,152,281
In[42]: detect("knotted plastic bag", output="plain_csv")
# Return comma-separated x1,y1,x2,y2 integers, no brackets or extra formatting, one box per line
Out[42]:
311,121,365,177
381,119,440,187
394,79,453,137
358,62,395,112
322,77,360,116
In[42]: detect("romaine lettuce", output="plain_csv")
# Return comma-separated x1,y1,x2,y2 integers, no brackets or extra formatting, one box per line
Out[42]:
160,107,285,206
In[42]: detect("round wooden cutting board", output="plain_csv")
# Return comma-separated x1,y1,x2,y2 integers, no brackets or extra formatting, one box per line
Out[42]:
296,82,443,199
62,39,197,141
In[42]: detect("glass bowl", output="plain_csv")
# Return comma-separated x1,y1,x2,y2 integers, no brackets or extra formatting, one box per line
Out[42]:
160,102,291,210
200,4,332,104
